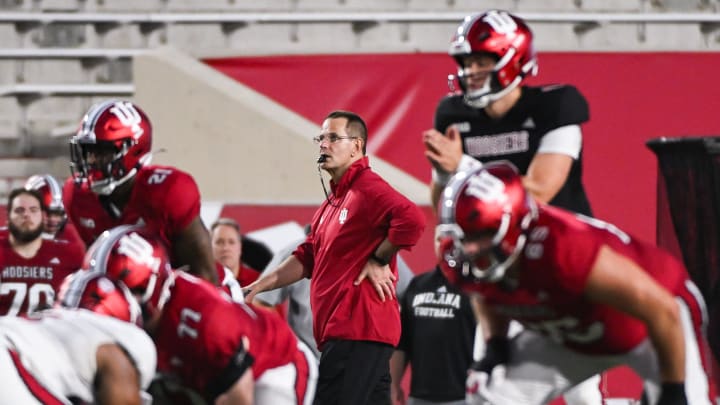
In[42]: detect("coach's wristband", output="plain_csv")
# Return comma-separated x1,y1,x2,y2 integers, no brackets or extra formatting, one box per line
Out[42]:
370,252,390,266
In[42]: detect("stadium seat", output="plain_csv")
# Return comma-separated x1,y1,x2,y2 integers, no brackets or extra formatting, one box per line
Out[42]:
0,5,718,199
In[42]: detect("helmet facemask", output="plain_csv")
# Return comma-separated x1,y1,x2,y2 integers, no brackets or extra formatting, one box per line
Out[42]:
437,162,537,287
437,210,529,284
70,100,153,196
70,139,150,196
448,10,538,109
454,50,536,109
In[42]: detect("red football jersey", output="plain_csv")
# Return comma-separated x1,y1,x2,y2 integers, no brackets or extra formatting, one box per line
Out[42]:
62,165,201,248
54,220,85,253
470,205,688,355
154,271,298,393
0,238,84,315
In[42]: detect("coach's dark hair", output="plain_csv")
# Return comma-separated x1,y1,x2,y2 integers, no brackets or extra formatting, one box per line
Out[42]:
325,110,368,155
7,188,44,212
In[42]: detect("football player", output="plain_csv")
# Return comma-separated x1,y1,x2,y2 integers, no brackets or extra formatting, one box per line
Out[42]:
62,99,217,283
66,224,317,405
423,10,592,217
0,272,155,405
0,188,83,316
438,162,717,404
23,173,84,250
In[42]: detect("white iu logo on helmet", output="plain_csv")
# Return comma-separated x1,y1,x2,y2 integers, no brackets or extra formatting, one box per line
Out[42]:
117,232,161,272
464,171,507,204
482,10,517,35
110,101,144,139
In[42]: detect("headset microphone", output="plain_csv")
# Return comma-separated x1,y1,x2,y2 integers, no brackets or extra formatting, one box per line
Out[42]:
316,155,337,207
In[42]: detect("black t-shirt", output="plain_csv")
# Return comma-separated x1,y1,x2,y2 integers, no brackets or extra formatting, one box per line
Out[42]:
397,267,476,401
435,84,592,216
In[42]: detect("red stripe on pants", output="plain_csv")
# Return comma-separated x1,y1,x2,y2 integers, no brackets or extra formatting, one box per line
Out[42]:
9,349,66,405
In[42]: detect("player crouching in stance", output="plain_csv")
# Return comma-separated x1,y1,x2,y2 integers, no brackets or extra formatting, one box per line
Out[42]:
0,272,155,405
62,224,317,405
436,162,717,405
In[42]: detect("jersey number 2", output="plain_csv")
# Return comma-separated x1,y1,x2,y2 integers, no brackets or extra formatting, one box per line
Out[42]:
148,168,173,185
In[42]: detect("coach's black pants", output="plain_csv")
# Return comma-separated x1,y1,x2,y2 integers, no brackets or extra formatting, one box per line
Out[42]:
313,340,393,405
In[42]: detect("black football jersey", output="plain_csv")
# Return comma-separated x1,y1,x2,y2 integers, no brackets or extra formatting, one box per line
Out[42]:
435,84,592,216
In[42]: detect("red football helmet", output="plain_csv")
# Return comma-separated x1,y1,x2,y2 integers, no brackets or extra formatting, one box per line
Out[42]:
437,161,537,286
24,174,66,235
83,224,173,317
24,174,64,213
70,100,152,195
58,270,142,325
448,10,538,108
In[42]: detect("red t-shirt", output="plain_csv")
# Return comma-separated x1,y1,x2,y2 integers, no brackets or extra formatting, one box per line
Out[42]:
0,238,84,315
154,271,298,393
469,206,689,355
63,165,200,248
293,157,426,349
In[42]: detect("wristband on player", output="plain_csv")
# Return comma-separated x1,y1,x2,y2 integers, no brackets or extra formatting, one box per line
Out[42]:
656,382,687,405
432,154,482,187
470,336,511,374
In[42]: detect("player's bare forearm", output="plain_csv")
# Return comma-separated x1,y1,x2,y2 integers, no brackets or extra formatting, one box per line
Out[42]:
471,295,510,339
523,153,573,204
95,344,142,405
173,217,218,284
646,300,685,382
430,180,442,213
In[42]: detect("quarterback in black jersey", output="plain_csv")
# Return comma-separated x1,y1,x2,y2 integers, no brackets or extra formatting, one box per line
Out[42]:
423,9,592,218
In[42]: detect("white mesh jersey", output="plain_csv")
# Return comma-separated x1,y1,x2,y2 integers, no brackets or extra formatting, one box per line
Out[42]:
0,308,156,403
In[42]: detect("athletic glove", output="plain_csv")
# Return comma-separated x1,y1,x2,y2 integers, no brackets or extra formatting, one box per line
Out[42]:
657,382,687,405
471,336,511,374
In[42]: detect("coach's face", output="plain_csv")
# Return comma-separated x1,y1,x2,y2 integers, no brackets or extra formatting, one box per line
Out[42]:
8,193,44,243
316,117,362,181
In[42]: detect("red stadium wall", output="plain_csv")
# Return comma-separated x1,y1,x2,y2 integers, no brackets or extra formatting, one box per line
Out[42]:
205,52,720,248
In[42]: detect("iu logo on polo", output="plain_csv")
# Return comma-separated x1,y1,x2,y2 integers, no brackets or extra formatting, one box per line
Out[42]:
338,208,348,224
